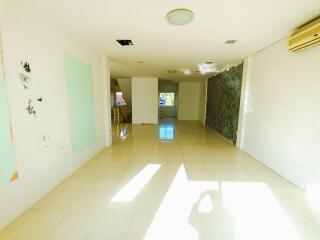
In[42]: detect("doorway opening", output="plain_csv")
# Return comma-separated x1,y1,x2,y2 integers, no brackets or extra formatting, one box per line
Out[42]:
159,80,178,124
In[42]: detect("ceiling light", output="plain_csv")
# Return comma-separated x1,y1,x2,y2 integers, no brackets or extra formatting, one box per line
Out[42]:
166,9,194,26
225,40,237,44
167,69,177,74
181,69,192,75
197,63,218,75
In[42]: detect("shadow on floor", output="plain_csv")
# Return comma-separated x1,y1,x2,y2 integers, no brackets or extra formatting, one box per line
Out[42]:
189,190,235,240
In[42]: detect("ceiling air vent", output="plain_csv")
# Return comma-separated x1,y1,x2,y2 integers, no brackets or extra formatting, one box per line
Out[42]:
225,40,237,44
116,40,133,46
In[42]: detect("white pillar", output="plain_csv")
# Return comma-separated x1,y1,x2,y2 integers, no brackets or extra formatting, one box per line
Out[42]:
101,54,112,147
236,57,251,149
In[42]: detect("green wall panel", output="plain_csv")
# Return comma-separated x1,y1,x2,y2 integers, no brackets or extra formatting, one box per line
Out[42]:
206,63,243,144
0,64,16,186
65,56,96,153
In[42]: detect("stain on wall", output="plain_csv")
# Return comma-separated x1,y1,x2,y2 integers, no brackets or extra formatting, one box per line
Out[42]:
42,134,50,149
19,73,29,89
22,62,31,72
26,99,36,116
206,63,243,144
19,61,31,89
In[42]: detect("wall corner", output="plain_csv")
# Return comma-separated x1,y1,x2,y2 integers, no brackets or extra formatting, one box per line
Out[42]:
236,57,250,149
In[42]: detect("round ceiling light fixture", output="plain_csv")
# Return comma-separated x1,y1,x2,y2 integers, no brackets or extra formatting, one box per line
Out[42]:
166,9,194,26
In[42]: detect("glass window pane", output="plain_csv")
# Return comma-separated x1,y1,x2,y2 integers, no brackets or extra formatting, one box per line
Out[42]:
159,93,166,105
166,93,174,106
159,92,175,106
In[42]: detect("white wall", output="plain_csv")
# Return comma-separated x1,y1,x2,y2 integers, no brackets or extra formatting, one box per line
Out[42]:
117,78,132,113
178,81,201,121
239,38,320,192
0,1,110,229
132,77,158,124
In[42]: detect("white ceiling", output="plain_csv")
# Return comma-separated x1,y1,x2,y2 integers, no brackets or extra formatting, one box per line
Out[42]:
27,0,320,81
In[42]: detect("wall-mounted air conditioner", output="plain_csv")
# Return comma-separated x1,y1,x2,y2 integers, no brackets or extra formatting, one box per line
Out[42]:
288,17,320,52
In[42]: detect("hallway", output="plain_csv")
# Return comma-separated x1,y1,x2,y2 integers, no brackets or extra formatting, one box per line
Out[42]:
0,121,319,240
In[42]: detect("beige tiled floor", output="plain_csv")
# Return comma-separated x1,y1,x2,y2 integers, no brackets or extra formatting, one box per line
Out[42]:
1,121,320,240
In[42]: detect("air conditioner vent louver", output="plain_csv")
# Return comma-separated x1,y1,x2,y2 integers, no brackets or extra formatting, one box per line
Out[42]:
288,17,320,52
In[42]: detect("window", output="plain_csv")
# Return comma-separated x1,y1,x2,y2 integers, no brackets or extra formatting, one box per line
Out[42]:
115,92,126,106
116,92,122,105
159,93,175,106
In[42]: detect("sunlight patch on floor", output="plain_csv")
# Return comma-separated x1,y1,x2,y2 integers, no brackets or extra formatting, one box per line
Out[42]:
112,164,161,202
223,182,300,240
143,165,301,240
143,165,219,240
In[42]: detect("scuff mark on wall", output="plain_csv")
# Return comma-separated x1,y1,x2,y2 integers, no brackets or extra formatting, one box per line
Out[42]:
22,62,31,72
42,134,50,148
19,60,48,151
19,73,29,89
19,61,44,117
26,99,36,116
19,61,31,89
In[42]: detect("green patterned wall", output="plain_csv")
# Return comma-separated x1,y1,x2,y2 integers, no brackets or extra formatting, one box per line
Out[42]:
206,63,244,144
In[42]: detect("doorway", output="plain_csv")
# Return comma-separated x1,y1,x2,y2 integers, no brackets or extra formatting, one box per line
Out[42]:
158,80,178,124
